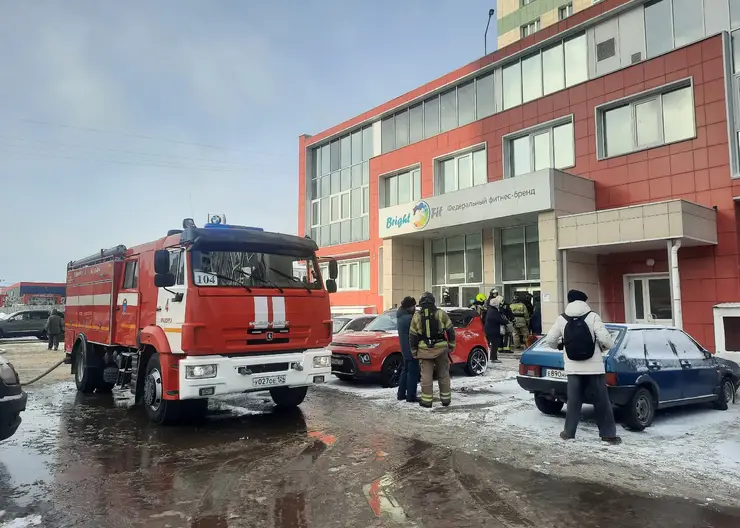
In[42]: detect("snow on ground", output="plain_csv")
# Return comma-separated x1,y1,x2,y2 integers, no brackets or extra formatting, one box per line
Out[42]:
319,358,740,507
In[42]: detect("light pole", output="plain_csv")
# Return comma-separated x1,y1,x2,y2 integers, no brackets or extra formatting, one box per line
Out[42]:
484,9,495,56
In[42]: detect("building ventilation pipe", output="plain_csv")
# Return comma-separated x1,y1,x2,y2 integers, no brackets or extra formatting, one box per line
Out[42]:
671,240,682,329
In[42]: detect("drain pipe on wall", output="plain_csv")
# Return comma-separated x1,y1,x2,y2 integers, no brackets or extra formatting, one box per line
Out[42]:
670,239,683,329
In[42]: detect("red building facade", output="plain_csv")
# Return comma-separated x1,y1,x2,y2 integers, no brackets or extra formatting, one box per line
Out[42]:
298,0,740,352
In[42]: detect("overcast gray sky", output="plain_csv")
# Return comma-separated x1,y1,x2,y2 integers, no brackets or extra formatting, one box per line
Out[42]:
0,0,496,283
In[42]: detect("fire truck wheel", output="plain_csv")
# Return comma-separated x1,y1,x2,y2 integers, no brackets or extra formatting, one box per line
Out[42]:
144,353,184,425
74,342,103,394
269,386,308,408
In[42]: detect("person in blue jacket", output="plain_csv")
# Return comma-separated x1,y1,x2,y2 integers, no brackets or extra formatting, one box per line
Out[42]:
396,296,419,402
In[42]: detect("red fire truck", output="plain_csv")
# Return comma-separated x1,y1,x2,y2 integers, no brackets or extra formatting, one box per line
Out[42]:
64,217,338,424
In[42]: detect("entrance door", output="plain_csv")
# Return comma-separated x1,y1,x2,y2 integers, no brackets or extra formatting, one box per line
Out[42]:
626,275,672,325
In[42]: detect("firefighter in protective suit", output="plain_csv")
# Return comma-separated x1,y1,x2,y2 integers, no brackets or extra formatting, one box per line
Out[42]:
509,292,531,349
469,293,487,321
409,292,456,408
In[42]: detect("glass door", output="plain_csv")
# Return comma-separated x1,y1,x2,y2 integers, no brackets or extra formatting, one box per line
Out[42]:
627,275,672,325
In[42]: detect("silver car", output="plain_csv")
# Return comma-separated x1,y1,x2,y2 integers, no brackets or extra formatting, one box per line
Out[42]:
332,314,376,335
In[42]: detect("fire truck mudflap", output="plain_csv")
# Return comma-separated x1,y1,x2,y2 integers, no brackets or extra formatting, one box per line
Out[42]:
177,349,332,399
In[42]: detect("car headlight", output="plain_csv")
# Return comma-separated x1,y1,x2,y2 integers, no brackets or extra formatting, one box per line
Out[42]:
356,343,379,349
0,363,19,385
185,365,217,379
313,356,331,368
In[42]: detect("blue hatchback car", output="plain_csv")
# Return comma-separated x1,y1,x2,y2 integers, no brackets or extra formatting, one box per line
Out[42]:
517,324,740,431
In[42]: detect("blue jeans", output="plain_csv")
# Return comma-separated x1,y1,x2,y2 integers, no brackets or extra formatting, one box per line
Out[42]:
397,358,420,401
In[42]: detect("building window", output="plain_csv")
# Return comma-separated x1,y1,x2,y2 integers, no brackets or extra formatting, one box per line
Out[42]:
431,234,483,287
503,32,586,110
501,225,539,282
597,81,695,159
320,257,371,291
521,0,534,4
645,0,674,58
520,19,540,39
378,246,384,296
558,3,573,19
381,168,421,208
673,0,703,47
310,126,372,247
436,147,488,195
505,118,574,177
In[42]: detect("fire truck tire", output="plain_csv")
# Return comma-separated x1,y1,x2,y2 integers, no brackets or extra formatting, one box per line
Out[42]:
143,353,185,425
269,386,308,408
74,342,104,394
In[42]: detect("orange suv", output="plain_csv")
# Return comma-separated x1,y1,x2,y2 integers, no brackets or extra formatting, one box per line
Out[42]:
330,307,489,387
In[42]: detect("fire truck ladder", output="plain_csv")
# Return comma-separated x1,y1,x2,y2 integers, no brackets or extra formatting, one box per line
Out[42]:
67,245,128,271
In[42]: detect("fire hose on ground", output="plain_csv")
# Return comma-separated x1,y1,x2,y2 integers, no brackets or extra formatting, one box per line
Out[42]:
20,358,67,387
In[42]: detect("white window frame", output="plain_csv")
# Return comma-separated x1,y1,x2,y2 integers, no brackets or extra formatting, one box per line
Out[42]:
433,144,487,196
596,78,696,160
520,19,540,39
379,165,422,208
332,257,371,291
503,115,575,178
558,3,573,19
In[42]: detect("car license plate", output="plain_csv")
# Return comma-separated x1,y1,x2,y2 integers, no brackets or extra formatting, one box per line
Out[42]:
252,374,286,387
544,368,567,380
331,357,344,366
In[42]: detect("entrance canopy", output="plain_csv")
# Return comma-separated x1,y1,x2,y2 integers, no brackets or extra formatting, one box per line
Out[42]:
378,169,595,239
556,200,717,253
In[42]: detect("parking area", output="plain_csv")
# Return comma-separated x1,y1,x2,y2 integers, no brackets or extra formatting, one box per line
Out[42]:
0,338,70,387
321,357,740,508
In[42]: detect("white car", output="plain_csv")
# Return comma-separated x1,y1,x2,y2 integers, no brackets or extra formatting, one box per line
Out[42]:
332,314,376,335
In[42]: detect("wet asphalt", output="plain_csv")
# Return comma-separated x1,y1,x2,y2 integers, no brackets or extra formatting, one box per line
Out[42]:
2,382,740,528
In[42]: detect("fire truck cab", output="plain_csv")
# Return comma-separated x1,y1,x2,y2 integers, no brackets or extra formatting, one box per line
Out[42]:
65,217,338,424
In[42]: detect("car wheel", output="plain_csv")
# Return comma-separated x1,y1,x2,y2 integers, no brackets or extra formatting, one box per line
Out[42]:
534,394,564,415
334,374,354,382
38,331,48,341
270,386,308,408
381,353,403,388
622,386,655,431
0,329,4,339
714,377,736,411
465,347,488,376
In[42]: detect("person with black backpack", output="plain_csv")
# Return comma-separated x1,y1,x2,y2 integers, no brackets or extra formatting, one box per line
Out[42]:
409,292,456,408
543,289,621,445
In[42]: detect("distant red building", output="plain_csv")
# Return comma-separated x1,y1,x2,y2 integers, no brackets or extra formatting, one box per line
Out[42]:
0,282,66,307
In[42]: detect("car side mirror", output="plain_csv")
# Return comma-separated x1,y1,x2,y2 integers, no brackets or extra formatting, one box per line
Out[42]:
328,259,338,280
325,279,337,293
154,273,176,288
703,350,713,359
154,250,170,275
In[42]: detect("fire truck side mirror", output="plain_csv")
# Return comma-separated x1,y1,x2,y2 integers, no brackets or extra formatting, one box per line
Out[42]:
154,273,176,288
328,259,338,280
325,279,337,294
154,250,170,275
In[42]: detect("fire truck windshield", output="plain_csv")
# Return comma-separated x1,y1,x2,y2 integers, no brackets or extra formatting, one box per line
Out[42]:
191,250,322,291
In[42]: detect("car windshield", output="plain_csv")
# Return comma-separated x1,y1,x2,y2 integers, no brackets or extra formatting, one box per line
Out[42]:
364,311,398,332
191,250,322,290
332,317,350,333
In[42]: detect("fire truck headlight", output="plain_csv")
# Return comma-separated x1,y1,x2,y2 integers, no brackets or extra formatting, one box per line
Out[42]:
313,356,331,369
185,365,218,379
